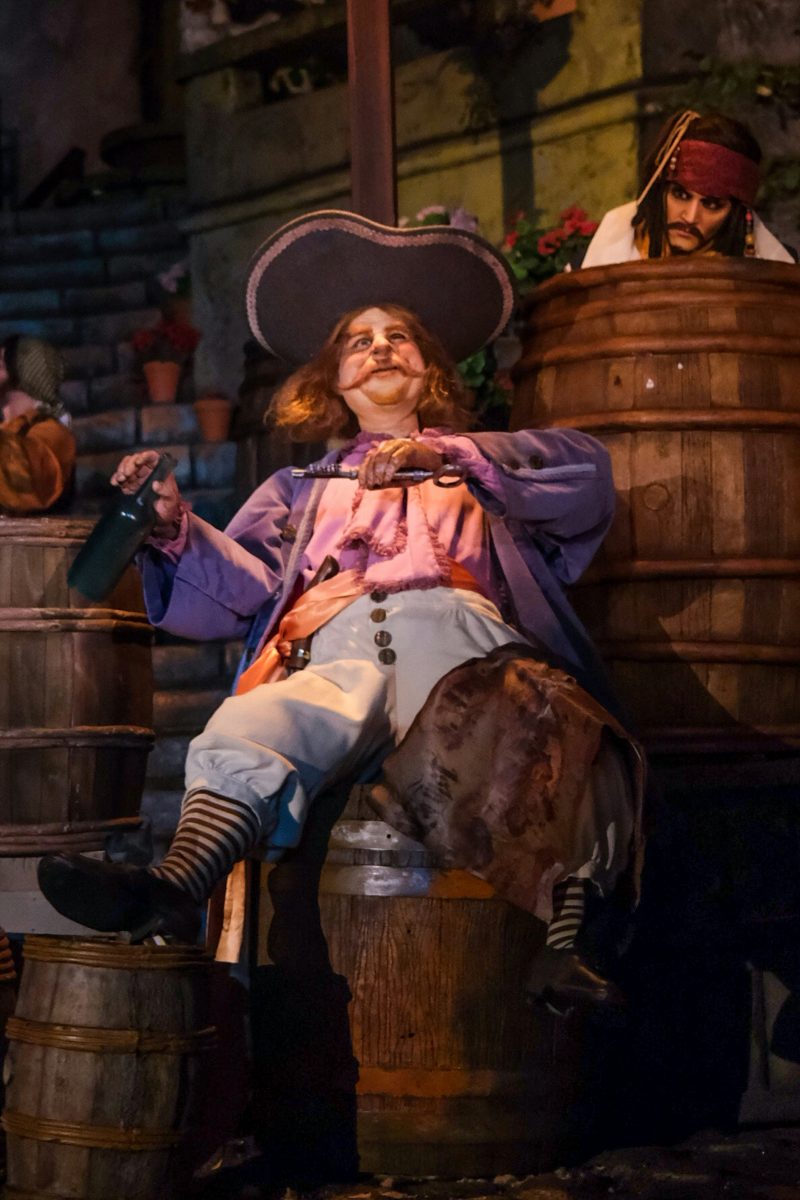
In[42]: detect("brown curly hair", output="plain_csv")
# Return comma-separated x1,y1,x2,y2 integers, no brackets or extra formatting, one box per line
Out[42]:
269,304,474,442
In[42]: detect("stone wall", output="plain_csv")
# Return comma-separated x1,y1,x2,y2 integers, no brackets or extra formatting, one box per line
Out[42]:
0,0,142,201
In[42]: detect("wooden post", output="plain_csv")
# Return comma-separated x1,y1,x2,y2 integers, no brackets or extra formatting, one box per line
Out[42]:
346,0,397,225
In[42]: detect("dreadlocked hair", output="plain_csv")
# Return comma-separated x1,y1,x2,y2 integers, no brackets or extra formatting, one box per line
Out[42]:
269,304,474,442
633,111,761,258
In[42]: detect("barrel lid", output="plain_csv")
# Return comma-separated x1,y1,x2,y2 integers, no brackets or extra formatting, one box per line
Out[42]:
523,255,800,310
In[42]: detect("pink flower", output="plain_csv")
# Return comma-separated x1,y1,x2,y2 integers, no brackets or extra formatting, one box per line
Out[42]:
449,206,480,232
415,204,448,221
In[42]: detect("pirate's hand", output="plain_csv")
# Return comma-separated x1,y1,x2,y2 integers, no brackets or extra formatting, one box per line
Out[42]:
111,450,183,536
358,438,443,489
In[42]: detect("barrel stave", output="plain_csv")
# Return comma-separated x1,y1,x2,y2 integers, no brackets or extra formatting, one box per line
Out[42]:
303,804,586,1176
3,939,215,1199
0,519,154,854
513,260,800,750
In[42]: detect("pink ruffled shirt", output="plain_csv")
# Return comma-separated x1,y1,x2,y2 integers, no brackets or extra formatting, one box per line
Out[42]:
149,429,504,607
301,430,500,604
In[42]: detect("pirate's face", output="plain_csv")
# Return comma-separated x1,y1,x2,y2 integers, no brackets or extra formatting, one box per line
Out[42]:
337,307,426,432
665,182,733,253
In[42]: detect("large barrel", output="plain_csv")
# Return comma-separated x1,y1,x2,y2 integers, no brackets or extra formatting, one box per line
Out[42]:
2,936,216,1200
0,518,153,855
512,258,800,753
255,788,589,1178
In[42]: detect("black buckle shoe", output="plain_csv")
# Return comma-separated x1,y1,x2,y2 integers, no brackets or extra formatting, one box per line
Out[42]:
526,946,626,1018
37,853,201,943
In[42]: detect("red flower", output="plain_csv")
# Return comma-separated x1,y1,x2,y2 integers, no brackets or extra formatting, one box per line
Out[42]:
503,230,519,250
578,219,599,236
537,230,565,255
132,319,201,363
559,204,589,224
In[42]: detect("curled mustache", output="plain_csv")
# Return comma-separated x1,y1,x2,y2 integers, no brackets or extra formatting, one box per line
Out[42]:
668,221,702,241
340,359,425,392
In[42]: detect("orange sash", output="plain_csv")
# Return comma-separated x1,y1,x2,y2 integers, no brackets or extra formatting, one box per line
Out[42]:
235,561,487,695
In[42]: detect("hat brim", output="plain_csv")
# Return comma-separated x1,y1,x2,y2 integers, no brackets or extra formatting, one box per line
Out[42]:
245,210,516,365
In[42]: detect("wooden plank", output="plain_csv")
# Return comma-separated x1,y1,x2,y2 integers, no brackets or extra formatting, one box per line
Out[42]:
346,0,396,224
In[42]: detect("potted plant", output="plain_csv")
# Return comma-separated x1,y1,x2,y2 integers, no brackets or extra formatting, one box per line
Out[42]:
193,391,233,442
132,319,202,404
501,204,599,292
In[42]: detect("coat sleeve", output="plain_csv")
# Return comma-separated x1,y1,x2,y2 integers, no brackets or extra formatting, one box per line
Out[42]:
138,469,295,639
421,427,615,584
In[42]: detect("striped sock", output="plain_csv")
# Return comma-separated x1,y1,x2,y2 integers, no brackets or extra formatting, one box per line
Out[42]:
0,929,16,984
546,877,588,950
151,790,262,904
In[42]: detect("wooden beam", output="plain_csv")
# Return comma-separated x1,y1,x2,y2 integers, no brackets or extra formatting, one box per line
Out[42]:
346,0,397,225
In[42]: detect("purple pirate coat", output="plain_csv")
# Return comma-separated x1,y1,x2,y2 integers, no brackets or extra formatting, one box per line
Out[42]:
139,427,621,716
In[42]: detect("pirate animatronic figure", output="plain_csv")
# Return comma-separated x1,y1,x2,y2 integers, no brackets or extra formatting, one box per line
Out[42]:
583,110,795,268
0,335,74,514
39,212,641,1013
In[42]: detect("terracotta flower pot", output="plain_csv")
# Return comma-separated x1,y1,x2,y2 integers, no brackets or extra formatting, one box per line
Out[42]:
193,395,232,442
143,359,182,404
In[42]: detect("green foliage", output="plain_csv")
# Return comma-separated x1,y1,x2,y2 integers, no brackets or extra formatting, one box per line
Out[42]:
501,206,598,294
457,344,514,428
679,58,800,112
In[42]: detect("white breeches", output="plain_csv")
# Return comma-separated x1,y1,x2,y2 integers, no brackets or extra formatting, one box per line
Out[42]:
184,587,522,857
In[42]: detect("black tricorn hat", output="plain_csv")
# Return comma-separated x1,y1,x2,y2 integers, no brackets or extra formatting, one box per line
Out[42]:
245,210,516,365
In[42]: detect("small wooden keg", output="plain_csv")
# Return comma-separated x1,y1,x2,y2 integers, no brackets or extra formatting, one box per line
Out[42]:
2,936,216,1200
256,789,586,1178
512,258,800,753
0,518,153,855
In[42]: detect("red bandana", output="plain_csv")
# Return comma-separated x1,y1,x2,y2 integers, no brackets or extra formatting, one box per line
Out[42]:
669,139,760,207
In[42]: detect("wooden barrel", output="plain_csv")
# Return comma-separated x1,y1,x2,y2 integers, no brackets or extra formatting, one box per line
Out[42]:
256,788,590,1178
2,936,216,1200
512,257,800,754
0,518,154,855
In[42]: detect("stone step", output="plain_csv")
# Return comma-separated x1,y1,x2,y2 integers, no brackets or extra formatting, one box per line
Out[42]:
60,343,118,379
154,686,229,733
0,249,183,294
153,638,243,691
70,486,239,529
0,279,150,320
5,196,185,236
0,306,161,349
140,787,183,856
66,372,151,416
0,221,184,266
72,402,205,453
74,440,237,499
146,732,192,783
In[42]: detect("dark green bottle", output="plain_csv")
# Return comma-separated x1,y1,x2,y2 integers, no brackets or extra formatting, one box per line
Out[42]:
68,452,177,601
